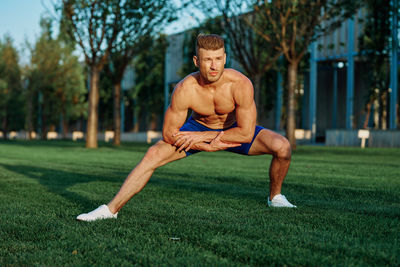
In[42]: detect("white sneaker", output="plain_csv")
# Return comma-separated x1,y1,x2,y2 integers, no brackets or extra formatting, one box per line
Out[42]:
268,194,297,208
76,205,118,222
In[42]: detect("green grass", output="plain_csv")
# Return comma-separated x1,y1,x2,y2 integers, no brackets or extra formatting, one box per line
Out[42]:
0,140,399,266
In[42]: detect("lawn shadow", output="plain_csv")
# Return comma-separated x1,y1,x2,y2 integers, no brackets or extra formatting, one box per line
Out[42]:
150,169,400,219
149,170,272,203
0,139,152,152
0,163,118,211
296,145,400,157
296,158,400,169
0,139,86,148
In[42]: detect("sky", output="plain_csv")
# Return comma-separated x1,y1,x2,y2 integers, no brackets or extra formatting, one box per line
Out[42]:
0,0,54,48
0,0,200,55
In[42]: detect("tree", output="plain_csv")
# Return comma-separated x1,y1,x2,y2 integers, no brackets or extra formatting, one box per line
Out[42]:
358,0,391,129
107,0,175,146
251,0,360,148
61,0,122,148
28,17,87,139
132,34,168,131
0,35,23,138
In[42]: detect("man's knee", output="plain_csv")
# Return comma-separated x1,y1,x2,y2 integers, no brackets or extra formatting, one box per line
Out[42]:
142,141,171,167
273,136,291,160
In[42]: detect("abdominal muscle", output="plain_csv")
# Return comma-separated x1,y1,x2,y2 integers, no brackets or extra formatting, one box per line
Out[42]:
192,111,236,129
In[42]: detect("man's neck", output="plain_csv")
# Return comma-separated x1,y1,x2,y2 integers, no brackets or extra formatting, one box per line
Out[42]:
198,71,225,89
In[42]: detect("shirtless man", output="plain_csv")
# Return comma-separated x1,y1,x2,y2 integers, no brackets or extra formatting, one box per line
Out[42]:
77,34,295,222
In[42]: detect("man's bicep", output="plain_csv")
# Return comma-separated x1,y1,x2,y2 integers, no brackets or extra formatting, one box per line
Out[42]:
235,101,257,132
234,80,257,132
162,86,190,143
163,106,188,143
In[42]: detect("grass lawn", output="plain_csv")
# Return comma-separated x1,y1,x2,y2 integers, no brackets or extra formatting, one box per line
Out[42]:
0,140,399,266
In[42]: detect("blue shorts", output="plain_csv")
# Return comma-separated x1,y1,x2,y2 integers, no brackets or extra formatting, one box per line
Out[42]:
179,116,265,156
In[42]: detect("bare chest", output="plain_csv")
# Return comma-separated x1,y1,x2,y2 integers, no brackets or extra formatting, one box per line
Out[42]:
190,88,235,116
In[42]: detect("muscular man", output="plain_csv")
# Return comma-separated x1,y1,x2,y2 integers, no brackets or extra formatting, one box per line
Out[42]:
77,34,295,222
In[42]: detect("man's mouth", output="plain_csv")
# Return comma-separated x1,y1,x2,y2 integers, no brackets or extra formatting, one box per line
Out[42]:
209,71,218,76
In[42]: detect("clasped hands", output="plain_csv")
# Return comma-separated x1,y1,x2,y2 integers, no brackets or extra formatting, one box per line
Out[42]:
172,131,241,152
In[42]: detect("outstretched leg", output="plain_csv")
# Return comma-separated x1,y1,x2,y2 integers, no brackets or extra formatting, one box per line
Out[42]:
108,140,186,213
248,129,295,207
77,140,186,221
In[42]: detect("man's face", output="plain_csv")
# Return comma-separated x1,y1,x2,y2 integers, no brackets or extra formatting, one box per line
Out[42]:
193,48,226,83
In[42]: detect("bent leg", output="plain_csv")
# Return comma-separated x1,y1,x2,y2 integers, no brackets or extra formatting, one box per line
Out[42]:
248,129,291,200
107,140,186,213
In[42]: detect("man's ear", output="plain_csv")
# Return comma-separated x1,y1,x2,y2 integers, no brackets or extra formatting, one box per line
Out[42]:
193,55,199,67
224,53,226,65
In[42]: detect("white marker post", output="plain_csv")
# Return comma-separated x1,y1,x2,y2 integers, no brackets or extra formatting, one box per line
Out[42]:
358,129,370,149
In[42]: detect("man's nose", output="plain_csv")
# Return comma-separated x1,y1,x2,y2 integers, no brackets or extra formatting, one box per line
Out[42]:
210,60,216,69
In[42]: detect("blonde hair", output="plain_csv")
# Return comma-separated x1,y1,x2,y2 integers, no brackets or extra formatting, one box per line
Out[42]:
196,34,225,55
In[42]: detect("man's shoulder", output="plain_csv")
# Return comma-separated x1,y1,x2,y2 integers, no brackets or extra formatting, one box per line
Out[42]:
224,68,245,77
223,69,254,103
224,68,251,84
223,68,253,90
176,72,199,90
173,72,199,98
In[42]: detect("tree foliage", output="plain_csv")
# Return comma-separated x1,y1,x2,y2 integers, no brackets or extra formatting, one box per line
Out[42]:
61,0,176,147
358,0,392,129
0,35,24,137
61,0,122,148
132,34,168,131
107,0,176,145
28,17,87,138
61,0,121,68
108,0,175,82
250,0,361,148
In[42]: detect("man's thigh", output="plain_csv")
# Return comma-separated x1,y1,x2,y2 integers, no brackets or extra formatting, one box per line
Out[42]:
247,129,288,156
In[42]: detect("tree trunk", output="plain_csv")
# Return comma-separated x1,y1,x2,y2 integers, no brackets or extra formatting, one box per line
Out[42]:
26,91,33,140
363,101,372,129
41,112,47,140
86,65,101,148
2,107,7,140
253,73,262,123
286,61,298,149
373,97,379,129
62,112,69,139
381,90,387,130
113,82,121,146
133,98,139,132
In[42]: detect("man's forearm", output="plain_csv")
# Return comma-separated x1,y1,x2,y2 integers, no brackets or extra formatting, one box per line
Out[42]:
173,128,252,144
218,127,253,144
189,140,240,152
182,130,242,152
163,131,214,151
169,126,252,153
190,127,252,144
190,142,213,152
